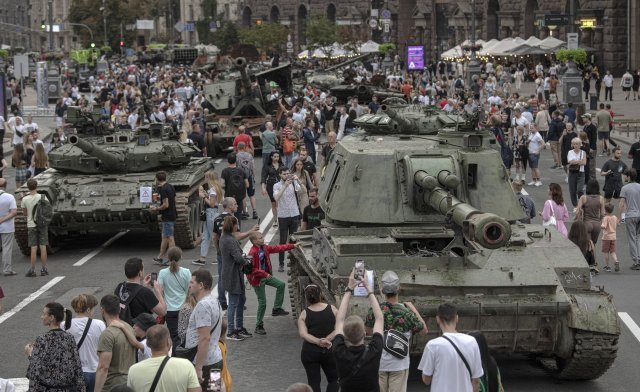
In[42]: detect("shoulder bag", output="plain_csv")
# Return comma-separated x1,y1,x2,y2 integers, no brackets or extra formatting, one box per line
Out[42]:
542,200,557,227
383,329,409,359
442,335,472,379
174,303,221,361
76,318,93,350
149,356,171,392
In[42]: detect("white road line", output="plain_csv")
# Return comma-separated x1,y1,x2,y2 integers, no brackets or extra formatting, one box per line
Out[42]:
619,312,640,343
73,231,129,266
0,276,65,325
242,210,275,253
214,158,222,164
520,188,529,196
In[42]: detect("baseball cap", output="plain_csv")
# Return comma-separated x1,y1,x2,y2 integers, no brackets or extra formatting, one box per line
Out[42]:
381,271,400,294
132,313,157,331
581,113,592,119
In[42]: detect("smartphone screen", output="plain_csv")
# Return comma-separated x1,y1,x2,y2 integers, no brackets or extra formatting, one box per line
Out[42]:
354,260,365,280
209,370,222,391
150,272,157,283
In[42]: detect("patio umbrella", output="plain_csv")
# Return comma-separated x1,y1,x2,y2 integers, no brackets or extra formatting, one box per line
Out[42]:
359,40,379,53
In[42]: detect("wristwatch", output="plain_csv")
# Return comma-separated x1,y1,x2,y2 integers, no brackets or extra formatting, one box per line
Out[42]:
344,287,354,294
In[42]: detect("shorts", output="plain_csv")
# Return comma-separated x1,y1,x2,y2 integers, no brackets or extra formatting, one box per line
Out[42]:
28,227,48,247
597,131,610,140
527,153,540,169
623,86,631,92
247,176,255,197
604,189,621,200
601,239,616,253
162,221,175,237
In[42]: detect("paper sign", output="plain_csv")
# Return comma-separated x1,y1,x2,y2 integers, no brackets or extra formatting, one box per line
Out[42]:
354,270,375,297
407,45,425,70
140,186,152,204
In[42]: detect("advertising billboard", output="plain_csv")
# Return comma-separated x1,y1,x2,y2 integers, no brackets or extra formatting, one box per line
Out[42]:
407,45,425,71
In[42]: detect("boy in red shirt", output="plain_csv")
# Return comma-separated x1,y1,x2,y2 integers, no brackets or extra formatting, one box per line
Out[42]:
247,232,295,335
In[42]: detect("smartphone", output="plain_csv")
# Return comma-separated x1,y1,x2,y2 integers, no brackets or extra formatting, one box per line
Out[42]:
257,216,261,225
354,260,365,280
150,272,157,286
209,369,222,391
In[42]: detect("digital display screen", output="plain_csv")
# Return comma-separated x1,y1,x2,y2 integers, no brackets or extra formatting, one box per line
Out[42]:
407,46,425,71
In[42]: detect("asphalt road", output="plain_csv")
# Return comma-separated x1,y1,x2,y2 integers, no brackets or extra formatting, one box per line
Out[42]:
1,130,640,391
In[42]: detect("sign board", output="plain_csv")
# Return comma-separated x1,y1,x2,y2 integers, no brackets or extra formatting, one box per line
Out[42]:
140,186,152,204
567,33,579,50
384,23,390,33
174,22,185,32
36,61,48,108
0,72,6,121
136,20,154,30
13,55,29,80
184,23,195,32
209,21,217,32
407,45,425,71
369,19,378,29
580,18,596,28
286,42,293,49
381,9,391,20
544,14,569,26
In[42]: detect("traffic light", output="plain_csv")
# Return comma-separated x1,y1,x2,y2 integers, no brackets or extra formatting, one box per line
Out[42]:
120,41,124,47
90,43,95,48
40,20,46,29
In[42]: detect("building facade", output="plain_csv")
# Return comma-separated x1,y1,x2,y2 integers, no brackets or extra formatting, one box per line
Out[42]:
238,0,634,74
179,0,239,44
0,0,32,50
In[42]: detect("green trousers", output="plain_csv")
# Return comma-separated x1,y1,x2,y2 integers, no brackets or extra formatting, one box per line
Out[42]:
253,275,286,327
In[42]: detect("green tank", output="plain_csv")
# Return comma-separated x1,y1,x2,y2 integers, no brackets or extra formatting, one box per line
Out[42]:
288,104,619,380
15,123,214,255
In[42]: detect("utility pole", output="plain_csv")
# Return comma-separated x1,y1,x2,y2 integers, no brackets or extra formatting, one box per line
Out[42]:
102,0,107,46
569,0,576,34
466,0,481,86
120,22,124,55
48,0,53,51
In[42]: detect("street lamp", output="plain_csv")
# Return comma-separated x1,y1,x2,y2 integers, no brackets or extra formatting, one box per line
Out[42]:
466,0,481,86
48,0,53,51
101,0,107,46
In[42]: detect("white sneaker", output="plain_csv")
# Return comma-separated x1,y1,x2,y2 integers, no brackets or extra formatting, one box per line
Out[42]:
528,180,536,186
535,181,542,186
521,176,526,183
565,176,569,183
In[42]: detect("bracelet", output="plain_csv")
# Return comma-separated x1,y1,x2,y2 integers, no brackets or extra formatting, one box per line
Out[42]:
344,287,354,294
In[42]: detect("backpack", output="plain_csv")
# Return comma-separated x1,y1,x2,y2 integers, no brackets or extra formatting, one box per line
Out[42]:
455,79,464,89
117,282,144,325
226,168,246,200
237,153,253,178
32,194,53,228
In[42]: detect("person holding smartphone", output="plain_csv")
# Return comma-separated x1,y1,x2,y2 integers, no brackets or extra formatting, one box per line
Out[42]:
273,166,302,272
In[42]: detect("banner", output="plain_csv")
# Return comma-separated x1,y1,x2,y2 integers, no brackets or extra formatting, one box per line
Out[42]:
136,20,155,30
36,61,48,108
407,45,425,71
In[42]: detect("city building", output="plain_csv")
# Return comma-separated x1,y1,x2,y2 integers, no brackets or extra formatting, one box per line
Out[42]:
0,0,32,50
30,0,75,52
178,0,239,44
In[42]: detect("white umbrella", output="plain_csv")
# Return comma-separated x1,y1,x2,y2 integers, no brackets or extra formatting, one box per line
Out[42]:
297,50,310,59
359,40,379,53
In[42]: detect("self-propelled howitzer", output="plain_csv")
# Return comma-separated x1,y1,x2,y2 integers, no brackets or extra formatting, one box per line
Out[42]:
15,123,214,255
287,105,619,381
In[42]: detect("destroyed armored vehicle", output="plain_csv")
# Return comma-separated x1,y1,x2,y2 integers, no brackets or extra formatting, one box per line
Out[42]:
288,105,619,380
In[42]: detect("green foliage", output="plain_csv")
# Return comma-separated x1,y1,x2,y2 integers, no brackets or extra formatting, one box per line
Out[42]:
212,22,240,53
555,49,587,65
0,50,8,59
238,24,288,52
379,43,396,55
305,16,337,51
202,0,217,19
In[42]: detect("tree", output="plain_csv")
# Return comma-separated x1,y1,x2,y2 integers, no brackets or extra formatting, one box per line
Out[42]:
238,23,288,54
212,22,239,53
305,16,337,55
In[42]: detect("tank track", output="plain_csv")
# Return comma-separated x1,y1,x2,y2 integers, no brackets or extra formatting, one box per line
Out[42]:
174,184,204,250
538,329,618,380
288,252,307,321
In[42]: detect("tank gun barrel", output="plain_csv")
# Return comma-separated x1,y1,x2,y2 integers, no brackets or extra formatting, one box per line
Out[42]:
69,135,125,172
414,170,511,249
325,53,372,72
233,57,252,97
380,105,414,133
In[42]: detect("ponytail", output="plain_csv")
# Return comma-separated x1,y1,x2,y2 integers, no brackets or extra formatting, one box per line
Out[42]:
64,308,73,330
170,259,178,274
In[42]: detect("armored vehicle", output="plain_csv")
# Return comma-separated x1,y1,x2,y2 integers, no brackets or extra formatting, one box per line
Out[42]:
14,123,214,255
288,104,619,380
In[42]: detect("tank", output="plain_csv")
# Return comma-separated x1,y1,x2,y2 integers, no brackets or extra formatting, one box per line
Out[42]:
14,123,214,255
288,105,620,380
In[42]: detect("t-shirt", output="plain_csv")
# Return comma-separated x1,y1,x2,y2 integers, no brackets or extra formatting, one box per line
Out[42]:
114,282,160,321
261,130,278,155
185,295,222,366
621,182,640,218
66,317,107,372
127,356,200,392
233,133,252,151
418,332,484,392
302,205,325,230
20,193,49,228
187,132,205,156
629,142,640,170
602,215,619,241
596,110,612,132
601,159,627,193
237,151,254,178
527,132,544,155
158,183,177,221
0,191,16,233
302,160,317,178
97,325,137,391
333,333,383,392
158,267,191,311
221,166,248,203
567,149,585,172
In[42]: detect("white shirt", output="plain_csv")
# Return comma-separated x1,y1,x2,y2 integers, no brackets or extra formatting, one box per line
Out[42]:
567,149,585,172
522,111,534,124
487,95,502,106
12,124,24,146
527,132,544,154
273,180,301,218
23,122,38,133
65,317,106,372
418,332,484,392
151,111,166,123
0,190,16,233
604,74,614,88
128,113,138,129
512,115,531,133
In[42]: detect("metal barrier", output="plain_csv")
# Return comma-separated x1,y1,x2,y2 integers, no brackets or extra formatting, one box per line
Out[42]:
613,119,640,139
20,106,55,117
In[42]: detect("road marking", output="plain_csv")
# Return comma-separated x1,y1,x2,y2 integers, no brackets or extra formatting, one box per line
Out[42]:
6,378,28,392
214,158,222,164
0,276,65,325
73,231,129,266
619,312,640,342
242,210,275,253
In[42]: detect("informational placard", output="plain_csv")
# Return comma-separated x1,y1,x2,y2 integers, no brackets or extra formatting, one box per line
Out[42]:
567,33,579,50
13,55,28,80
140,186,152,204
407,45,425,71
353,270,375,297
36,61,48,108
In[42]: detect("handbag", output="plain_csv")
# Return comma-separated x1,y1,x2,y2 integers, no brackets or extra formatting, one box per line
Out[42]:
174,304,221,361
199,209,207,221
382,329,409,359
242,254,253,275
542,200,557,227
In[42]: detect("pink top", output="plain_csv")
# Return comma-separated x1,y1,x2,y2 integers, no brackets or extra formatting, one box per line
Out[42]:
542,199,570,237
601,215,619,241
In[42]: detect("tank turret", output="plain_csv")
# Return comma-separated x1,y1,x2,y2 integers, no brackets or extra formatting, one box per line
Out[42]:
287,103,620,382
68,135,126,172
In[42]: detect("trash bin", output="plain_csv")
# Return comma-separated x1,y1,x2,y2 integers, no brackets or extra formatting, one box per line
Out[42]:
589,94,598,111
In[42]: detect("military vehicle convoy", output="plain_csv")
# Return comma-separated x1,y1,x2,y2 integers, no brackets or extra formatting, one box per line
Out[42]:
14,123,214,254
288,104,619,380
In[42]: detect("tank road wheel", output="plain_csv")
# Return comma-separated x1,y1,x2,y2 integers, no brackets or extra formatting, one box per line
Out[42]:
553,329,618,380
288,252,309,321
174,191,204,250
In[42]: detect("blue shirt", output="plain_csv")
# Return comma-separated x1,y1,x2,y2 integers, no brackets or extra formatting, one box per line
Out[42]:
158,266,191,311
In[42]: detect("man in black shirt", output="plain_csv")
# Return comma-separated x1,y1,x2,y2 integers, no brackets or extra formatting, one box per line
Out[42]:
547,111,564,169
301,189,324,230
187,122,206,157
582,113,598,181
151,171,177,264
601,147,628,202
221,153,249,222
332,269,384,392
114,257,166,324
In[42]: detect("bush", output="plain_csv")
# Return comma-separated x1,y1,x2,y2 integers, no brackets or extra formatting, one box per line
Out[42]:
378,43,396,55
555,49,587,65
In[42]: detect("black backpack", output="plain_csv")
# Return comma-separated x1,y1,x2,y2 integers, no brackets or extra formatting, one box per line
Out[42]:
237,154,253,178
117,283,144,325
226,168,246,200
32,194,53,228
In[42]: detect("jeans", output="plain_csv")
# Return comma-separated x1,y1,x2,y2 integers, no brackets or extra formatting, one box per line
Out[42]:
605,86,613,101
568,171,585,207
83,372,96,392
216,254,227,307
253,276,286,327
227,292,246,333
278,216,299,266
1,232,14,273
626,216,640,265
200,209,218,258
301,345,339,392
165,310,180,354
